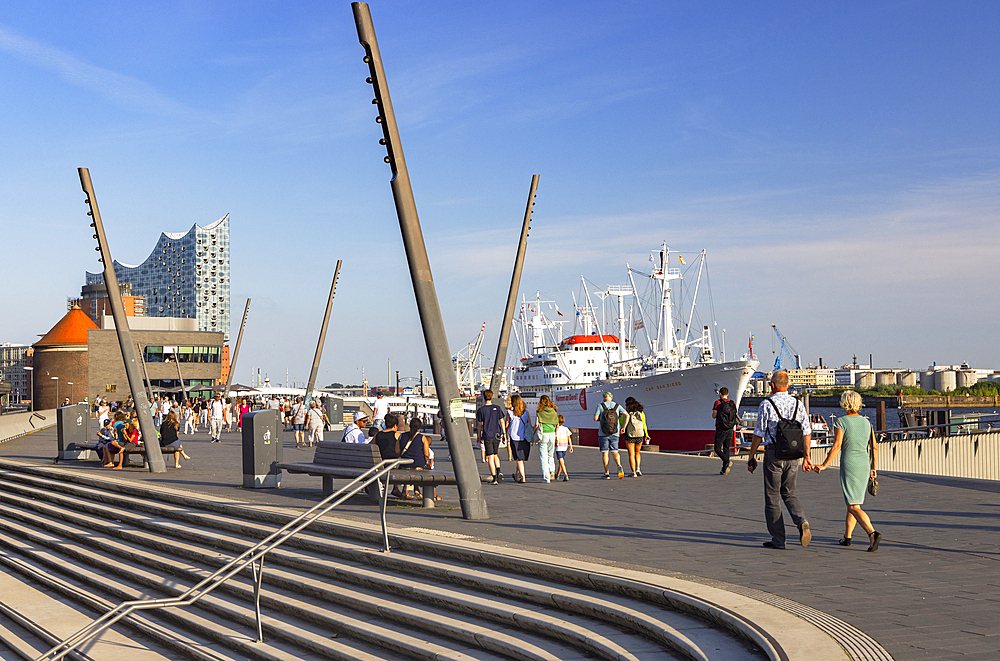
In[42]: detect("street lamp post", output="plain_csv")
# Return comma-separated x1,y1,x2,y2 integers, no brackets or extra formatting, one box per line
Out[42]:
24,366,33,412
51,376,59,408
68,381,74,404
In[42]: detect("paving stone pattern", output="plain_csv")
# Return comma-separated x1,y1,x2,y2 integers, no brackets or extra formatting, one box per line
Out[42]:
4,424,999,660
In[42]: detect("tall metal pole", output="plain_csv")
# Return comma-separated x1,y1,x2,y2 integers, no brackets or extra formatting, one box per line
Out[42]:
353,2,488,520
79,168,167,473
304,260,342,408
173,349,187,401
223,299,251,400
489,174,538,394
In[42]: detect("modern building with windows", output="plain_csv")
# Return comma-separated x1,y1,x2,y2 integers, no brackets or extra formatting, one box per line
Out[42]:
85,214,230,340
0,343,31,405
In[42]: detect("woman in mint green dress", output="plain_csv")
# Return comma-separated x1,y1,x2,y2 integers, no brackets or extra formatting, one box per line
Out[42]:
815,390,882,552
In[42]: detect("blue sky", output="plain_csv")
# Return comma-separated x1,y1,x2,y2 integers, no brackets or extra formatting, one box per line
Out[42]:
2,1,998,387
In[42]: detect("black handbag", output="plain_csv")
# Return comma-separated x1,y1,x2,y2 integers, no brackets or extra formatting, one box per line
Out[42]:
867,427,879,496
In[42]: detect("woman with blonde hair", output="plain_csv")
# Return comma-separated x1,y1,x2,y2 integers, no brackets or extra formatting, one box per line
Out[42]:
535,396,559,483
507,395,533,483
814,390,882,551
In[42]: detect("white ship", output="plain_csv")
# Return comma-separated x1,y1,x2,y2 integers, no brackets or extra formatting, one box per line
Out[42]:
512,242,758,452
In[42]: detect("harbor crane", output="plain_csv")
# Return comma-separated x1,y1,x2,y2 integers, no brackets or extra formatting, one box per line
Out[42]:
771,324,800,372
452,322,492,396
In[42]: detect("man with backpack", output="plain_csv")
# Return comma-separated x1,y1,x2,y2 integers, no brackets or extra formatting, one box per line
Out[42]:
712,387,739,475
593,392,626,479
748,371,813,549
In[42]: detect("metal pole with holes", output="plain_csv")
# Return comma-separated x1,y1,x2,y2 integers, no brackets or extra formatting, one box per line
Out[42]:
79,168,166,473
353,2,488,520
490,174,538,395
304,261,342,409
223,298,250,401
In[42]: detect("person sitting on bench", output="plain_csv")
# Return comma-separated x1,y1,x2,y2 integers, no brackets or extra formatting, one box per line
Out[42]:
159,411,192,469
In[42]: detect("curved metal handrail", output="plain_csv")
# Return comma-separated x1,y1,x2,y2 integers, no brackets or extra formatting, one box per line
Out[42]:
36,457,413,661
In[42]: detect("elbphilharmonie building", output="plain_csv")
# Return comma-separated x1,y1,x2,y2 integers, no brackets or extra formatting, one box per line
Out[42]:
85,215,231,340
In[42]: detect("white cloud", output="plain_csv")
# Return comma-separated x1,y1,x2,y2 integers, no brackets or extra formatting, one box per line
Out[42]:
0,23,205,120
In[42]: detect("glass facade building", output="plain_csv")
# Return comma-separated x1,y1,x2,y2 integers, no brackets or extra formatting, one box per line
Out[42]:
85,215,230,340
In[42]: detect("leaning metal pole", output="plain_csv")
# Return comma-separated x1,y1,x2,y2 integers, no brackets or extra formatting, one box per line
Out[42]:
353,2,488,520
223,298,251,400
489,174,538,394
304,260,342,408
79,168,167,473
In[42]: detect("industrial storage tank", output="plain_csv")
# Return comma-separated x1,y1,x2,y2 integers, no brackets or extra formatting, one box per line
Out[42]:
897,371,917,387
876,371,896,386
956,371,979,388
855,372,875,388
938,370,957,392
920,370,937,391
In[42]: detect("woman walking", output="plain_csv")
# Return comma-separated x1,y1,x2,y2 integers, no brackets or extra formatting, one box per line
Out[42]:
506,395,533,483
535,396,559,483
814,390,882,552
622,397,650,477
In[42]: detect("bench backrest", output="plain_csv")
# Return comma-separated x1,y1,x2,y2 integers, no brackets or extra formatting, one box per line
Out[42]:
312,441,383,468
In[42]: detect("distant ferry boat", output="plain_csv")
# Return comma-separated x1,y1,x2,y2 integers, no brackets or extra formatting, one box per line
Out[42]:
513,242,758,452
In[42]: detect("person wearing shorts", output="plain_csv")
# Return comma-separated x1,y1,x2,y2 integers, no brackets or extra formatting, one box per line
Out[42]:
594,392,626,479
553,415,573,481
476,389,507,484
291,397,307,448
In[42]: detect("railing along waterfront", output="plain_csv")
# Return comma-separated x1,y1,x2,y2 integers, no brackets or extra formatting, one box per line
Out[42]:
681,419,1000,481
36,457,413,661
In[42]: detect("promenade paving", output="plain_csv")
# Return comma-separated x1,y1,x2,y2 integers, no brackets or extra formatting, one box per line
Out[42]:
3,423,999,660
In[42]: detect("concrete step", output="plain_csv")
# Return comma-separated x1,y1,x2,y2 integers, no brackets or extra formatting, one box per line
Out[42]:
0,489,674,660
0,473,737,659
0,464,793,660
0,551,210,661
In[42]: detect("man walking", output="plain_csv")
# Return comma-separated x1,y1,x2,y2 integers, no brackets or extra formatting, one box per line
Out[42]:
748,371,813,549
476,389,507,484
593,392,626,479
209,392,225,443
370,392,390,431
712,387,738,475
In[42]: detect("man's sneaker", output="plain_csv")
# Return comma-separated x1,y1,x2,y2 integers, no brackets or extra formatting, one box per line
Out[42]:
618,467,625,479
562,475,569,482
496,472,504,484
799,521,812,548
604,473,611,479
724,460,733,475
762,541,785,550
636,470,642,477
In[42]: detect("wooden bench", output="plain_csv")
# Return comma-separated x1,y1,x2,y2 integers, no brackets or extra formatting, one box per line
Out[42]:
71,443,182,468
277,441,490,508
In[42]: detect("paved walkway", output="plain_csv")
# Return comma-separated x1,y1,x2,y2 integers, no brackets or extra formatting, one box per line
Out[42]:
4,424,999,660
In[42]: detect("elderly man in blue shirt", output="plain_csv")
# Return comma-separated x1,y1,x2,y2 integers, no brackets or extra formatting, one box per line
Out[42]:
748,371,813,549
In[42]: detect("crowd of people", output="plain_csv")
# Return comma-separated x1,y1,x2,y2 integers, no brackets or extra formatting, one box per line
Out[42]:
89,374,882,552
473,389,650,485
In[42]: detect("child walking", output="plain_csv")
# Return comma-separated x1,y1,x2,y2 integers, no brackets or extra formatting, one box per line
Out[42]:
553,414,574,481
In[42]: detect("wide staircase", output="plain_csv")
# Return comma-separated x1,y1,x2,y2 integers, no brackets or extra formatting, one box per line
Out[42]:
0,460,830,661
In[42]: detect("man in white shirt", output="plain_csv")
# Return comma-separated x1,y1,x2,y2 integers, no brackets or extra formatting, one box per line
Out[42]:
209,393,226,443
370,393,390,431
748,371,813,549
342,411,369,444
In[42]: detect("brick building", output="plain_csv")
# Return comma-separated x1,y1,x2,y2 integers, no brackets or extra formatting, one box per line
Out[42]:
32,305,97,409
